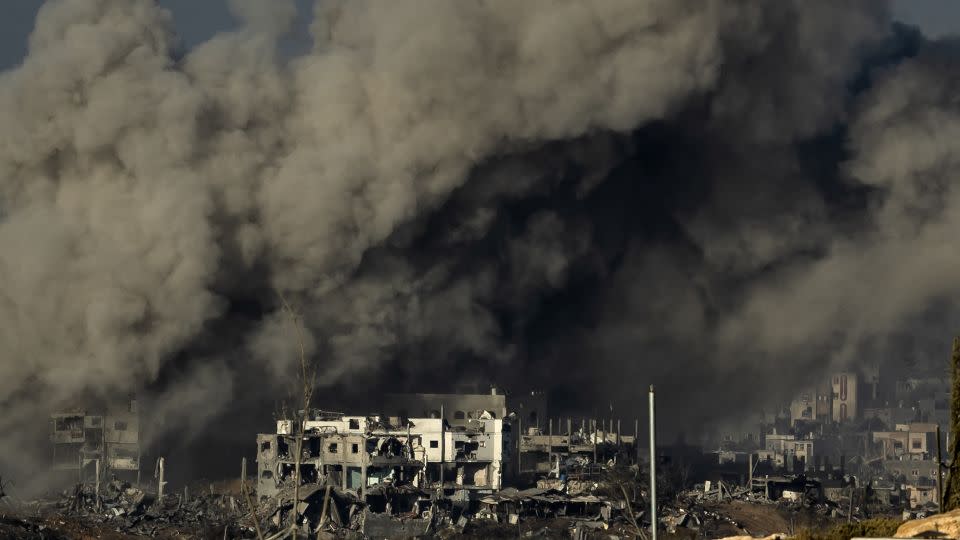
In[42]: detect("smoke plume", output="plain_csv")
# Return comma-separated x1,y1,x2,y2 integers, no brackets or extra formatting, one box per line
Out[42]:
2,0,957,489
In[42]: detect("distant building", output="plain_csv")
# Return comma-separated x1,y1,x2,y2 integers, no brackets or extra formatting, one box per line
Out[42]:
50,396,141,485
906,484,940,510
873,424,937,460
832,372,858,423
759,433,815,471
517,420,635,477
863,406,917,428
789,389,816,426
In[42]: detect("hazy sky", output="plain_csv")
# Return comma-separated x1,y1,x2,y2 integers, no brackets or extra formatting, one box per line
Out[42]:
0,1,958,71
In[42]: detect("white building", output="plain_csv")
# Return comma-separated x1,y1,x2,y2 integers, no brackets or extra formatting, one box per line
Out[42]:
258,411,505,501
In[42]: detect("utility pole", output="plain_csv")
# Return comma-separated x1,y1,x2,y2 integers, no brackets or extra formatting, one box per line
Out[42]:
649,385,657,540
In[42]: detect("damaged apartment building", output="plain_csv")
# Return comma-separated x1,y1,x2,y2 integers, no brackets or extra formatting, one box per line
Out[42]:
50,396,142,485
256,391,508,510
517,419,638,479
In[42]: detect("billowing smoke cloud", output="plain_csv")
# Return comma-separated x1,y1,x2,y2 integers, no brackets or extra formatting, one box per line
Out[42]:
4,0,955,491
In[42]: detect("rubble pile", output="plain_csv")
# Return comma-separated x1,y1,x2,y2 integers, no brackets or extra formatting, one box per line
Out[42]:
649,477,885,538
50,480,253,537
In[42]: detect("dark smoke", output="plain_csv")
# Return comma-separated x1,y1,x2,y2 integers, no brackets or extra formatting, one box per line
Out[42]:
2,0,957,490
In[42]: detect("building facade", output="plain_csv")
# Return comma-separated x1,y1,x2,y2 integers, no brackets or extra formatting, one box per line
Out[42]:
256,411,505,506
50,397,141,485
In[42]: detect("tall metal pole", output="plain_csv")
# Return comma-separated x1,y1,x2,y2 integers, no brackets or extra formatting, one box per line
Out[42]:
649,385,657,540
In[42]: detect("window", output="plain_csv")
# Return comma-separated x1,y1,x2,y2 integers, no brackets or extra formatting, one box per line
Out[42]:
114,421,128,431
912,440,922,450
56,416,83,431
454,411,465,420
351,443,359,454
261,470,273,479
349,419,360,429
840,375,848,401
328,443,338,453
261,441,271,452
839,403,847,422
430,440,438,449
912,470,920,477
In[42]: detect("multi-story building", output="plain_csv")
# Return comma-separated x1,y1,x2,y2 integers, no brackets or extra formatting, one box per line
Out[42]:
256,410,505,505
873,424,937,460
517,421,636,477
831,372,858,423
758,433,815,471
50,397,141,485
789,389,817,426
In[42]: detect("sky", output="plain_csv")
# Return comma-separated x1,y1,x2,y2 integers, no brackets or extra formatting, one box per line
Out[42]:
0,0,957,71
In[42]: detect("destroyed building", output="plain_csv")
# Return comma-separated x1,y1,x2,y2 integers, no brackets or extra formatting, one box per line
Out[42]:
256,409,506,509
517,420,637,479
50,396,142,485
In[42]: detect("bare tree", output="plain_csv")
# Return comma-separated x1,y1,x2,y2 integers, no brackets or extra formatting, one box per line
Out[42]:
279,293,316,540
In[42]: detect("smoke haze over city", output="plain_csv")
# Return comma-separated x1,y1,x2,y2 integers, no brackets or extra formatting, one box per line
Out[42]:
2,0,960,492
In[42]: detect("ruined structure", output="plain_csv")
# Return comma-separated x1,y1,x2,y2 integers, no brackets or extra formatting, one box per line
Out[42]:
256,410,505,509
518,421,637,478
50,396,142,485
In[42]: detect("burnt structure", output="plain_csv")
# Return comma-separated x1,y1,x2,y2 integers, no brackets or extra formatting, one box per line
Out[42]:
50,396,142,485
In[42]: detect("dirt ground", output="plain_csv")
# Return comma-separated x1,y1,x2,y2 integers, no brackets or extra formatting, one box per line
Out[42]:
698,501,829,537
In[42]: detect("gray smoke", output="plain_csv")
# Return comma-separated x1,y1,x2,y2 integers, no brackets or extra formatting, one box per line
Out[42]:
5,0,955,490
